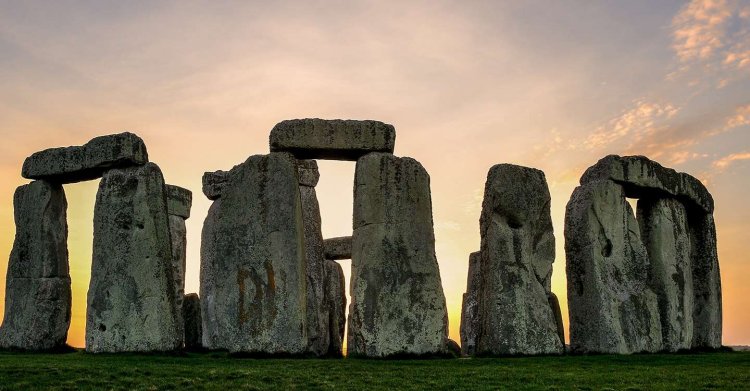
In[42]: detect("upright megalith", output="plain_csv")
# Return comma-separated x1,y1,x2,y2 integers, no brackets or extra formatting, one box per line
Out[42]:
199,153,308,354
324,260,346,357
460,251,481,356
637,197,693,351
296,159,330,356
183,293,203,351
166,184,192,348
0,181,71,350
565,180,662,354
22,132,148,183
270,119,396,160
348,152,449,357
87,163,181,353
473,165,563,356
567,155,722,353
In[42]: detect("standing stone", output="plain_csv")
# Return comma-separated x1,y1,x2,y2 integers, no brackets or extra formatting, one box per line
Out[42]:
297,159,329,356
689,212,722,349
0,181,71,350
199,153,308,354
323,236,352,260
565,180,662,354
22,132,148,183
202,170,228,200
460,251,481,356
183,293,203,351
349,152,448,357
637,197,693,351
87,163,180,353
166,184,192,349
270,119,396,161
475,165,562,356
324,260,346,357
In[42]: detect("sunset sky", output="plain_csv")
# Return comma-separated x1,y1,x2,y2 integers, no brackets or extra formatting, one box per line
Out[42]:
0,0,748,349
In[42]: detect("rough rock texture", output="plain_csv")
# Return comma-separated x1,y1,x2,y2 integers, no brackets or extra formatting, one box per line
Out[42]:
199,153,308,354
298,160,329,356
86,163,181,353
168,215,187,343
580,155,713,213
460,251,481,356
548,292,565,350
0,181,71,350
688,212,722,349
475,164,562,356
183,293,203,351
323,236,352,260
348,153,448,357
324,260,346,357
22,132,148,183
637,197,693,352
565,180,662,354
297,159,320,187
270,119,396,161
166,185,192,219
202,170,228,200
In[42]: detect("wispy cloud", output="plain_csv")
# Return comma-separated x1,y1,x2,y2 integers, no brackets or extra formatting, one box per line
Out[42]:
584,99,679,150
713,151,750,170
672,0,732,62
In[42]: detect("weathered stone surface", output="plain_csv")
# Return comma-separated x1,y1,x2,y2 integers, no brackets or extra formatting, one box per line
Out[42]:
0,181,70,351
199,153,308,354
323,236,352,260
348,153,448,357
688,212,722,349
86,163,181,353
297,159,320,187
166,185,192,219
476,164,562,356
565,180,662,354
270,119,396,161
580,155,713,213
299,180,329,356
169,214,187,344
202,170,228,200
460,251,481,356
324,260,346,357
446,339,461,357
22,132,148,183
548,292,565,350
637,197,693,352
183,293,203,351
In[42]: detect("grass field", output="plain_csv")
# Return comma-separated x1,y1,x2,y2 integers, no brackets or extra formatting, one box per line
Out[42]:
0,351,748,390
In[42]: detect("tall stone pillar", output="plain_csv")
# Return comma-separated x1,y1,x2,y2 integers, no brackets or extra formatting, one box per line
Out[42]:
86,163,180,352
199,153,308,354
689,212,722,349
166,184,192,348
348,152,448,357
0,180,71,350
460,251,481,356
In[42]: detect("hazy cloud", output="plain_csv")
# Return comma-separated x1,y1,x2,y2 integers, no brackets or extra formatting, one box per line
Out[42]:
584,100,679,150
672,0,732,62
713,151,750,170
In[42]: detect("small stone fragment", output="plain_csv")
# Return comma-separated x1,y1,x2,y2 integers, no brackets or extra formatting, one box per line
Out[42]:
297,159,320,187
202,170,228,200
183,293,203,351
323,236,352,260
22,132,148,183
166,185,192,219
270,119,396,160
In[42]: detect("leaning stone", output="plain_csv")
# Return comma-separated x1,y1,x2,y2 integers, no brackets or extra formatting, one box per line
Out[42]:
565,180,662,354
460,251,481,356
270,119,396,160
199,153,308,354
0,181,70,351
22,132,148,183
86,163,181,353
446,339,461,357
348,153,448,357
324,260,346,357
548,292,565,350
637,197,693,352
299,178,329,356
580,155,713,213
183,293,203,351
202,170,228,200
297,159,320,187
323,236,352,260
688,212,722,349
475,164,562,356
166,185,192,219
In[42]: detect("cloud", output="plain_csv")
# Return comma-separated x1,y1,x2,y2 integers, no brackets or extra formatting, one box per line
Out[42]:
712,151,750,170
584,100,679,150
672,0,733,62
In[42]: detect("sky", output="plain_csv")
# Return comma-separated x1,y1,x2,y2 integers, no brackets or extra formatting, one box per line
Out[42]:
0,0,748,349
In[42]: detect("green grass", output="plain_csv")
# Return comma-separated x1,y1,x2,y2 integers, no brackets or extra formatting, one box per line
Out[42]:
0,351,748,390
